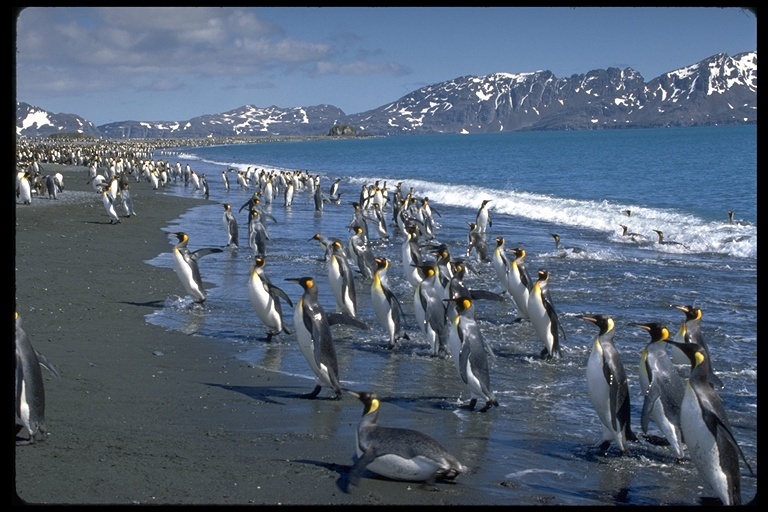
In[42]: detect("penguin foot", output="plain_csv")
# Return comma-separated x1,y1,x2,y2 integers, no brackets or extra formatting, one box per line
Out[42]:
299,385,323,399
595,440,612,454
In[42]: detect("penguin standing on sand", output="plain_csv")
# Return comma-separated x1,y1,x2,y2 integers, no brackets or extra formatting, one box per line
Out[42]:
579,314,637,455
328,240,358,318
222,203,239,248
446,296,499,412
341,390,467,492
169,232,223,304
664,339,754,505
98,184,121,224
286,277,367,399
15,312,60,445
630,322,686,460
528,269,565,359
671,304,723,388
247,256,293,342
370,257,409,349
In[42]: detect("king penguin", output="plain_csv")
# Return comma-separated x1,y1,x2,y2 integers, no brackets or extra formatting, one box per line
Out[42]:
371,257,410,349
528,269,565,359
285,276,344,399
342,390,467,491
169,232,223,304
670,304,724,389
446,296,499,412
630,322,686,460
15,312,60,445
247,256,293,342
328,240,358,318
579,314,637,455
663,339,754,505
222,203,239,248
506,247,533,321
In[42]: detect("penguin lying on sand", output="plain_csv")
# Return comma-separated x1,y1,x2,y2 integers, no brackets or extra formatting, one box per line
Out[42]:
341,390,467,492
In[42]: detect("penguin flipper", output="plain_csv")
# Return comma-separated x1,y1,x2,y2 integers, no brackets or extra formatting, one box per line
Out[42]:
35,351,60,379
328,312,368,330
191,247,224,260
344,451,376,492
640,384,660,434
268,285,294,308
708,408,756,477
468,289,505,302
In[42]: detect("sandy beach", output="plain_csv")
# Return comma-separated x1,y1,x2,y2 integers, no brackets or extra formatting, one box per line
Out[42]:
13,162,500,506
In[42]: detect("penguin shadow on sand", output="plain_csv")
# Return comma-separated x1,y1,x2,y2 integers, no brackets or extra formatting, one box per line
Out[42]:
204,381,309,406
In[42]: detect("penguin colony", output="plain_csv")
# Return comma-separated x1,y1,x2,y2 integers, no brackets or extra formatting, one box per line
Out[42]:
15,140,755,504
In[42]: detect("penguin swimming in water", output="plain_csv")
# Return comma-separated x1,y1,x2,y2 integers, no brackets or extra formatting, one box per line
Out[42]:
528,269,566,359
169,232,223,304
630,322,686,460
664,339,754,505
670,304,724,389
247,256,293,342
551,233,585,255
370,257,409,349
342,390,467,491
16,312,60,445
579,314,637,455
445,296,499,412
653,229,687,248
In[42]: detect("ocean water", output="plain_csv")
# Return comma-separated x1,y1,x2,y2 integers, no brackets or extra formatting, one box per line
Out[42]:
145,125,756,505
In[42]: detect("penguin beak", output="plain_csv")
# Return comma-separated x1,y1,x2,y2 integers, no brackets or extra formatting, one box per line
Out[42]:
347,390,361,399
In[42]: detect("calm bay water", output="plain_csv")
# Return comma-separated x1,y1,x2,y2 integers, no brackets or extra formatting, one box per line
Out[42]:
145,125,756,505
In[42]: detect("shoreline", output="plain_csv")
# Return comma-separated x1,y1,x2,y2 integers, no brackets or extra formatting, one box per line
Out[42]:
13,163,498,505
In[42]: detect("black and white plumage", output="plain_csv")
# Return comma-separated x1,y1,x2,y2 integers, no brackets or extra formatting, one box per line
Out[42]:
506,247,533,320
370,257,409,349
631,322,686,460
286,276,342,399
671,304,723,388
247,256,293,342
580,314,636,455
222,203,239,248
169,232,223,304
528,269,565,359
328,240,358,318
474,199,492,233
15,312,60,445
343,390,467,491
664,339,754,505
446,296,499,412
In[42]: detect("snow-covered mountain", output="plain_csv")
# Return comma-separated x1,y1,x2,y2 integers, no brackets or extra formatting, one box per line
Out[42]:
16,51,756,139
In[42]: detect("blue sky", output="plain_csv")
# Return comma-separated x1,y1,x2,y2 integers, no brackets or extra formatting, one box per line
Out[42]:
14,6,756,126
